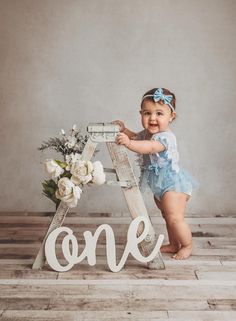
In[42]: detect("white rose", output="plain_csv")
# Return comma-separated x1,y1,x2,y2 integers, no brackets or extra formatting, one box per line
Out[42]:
44,159,64,178
71,160,94,185
92,161,106,185
55,177,82,208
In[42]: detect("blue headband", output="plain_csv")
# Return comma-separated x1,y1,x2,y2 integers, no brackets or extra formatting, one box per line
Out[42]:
142,88,175,113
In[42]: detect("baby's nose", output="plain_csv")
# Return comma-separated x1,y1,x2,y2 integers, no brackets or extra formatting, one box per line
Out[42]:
150,113,156,120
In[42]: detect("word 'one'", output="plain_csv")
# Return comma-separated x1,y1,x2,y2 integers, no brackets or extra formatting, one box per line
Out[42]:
45,216,164,273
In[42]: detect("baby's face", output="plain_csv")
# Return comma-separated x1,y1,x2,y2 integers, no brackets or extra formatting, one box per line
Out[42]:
140,100,175,134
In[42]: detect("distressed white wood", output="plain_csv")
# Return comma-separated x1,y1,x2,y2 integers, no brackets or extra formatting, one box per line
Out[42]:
1,310,168,320
32,201,69,269
107,142,165,269
2,207,236,320
80,137,98,161
87,122,120,142
221,260,236,266
2,279,236,286
196,271,236,280
168,311,236,320
87,123,120,133
2,283,236,300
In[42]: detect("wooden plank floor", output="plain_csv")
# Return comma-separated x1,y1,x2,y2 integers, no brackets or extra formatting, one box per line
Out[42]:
0,211,236,321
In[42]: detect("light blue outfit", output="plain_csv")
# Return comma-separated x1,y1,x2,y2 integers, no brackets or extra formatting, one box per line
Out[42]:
137,130,197,200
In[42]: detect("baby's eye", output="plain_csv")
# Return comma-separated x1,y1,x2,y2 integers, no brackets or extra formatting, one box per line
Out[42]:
143,111,151,116
156,112,163,116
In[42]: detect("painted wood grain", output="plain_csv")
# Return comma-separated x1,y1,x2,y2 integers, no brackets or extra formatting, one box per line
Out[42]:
1,283,236,300
1,211,236,319
0,310,168,320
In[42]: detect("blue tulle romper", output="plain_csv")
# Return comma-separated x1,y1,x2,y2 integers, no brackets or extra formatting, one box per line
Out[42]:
137,130,197,201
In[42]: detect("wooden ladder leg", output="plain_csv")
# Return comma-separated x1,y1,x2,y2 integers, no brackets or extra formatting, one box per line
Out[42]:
32,138,97,269
32,201,69,269
107,142,165,270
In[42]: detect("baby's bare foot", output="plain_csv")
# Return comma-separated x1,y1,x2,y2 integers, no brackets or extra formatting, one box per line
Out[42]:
161,243,180,254
172,245,192,260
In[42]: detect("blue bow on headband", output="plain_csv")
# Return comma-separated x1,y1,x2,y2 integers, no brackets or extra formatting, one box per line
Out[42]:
153,88,173,105
142,88,175,112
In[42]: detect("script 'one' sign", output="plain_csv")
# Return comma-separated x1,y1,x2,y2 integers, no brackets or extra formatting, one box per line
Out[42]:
45,216,164,273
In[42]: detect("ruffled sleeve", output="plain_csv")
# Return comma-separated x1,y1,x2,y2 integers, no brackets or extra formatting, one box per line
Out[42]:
151,132,169,150
151,132,180,173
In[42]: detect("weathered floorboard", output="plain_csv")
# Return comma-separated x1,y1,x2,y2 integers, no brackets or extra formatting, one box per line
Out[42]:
0,212,236,320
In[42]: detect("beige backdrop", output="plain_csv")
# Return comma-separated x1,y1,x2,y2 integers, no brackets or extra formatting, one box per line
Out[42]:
0,0,235,215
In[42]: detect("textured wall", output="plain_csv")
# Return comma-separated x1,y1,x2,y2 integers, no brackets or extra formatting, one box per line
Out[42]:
0,0,235,215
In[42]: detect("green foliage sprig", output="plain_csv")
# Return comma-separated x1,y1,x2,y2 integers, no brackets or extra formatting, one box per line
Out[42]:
38,126,89,158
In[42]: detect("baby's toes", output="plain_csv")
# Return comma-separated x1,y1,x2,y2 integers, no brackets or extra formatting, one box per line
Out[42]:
172,246,192,260
172,253,184,260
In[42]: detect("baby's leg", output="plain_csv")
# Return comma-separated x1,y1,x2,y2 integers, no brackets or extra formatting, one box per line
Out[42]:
154,196,181,253
161,191,192,260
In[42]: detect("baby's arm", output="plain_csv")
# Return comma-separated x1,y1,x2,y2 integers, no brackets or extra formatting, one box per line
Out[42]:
116,132,165,154
112,120,136,138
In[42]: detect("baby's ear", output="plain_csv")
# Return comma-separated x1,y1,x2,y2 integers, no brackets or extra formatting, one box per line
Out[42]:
172,111,177,120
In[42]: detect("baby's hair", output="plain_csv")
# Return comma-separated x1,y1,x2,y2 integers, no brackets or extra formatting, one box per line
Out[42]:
141,88,176,112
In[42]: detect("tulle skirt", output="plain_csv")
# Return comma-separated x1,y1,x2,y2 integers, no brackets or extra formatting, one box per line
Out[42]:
140,165,198,200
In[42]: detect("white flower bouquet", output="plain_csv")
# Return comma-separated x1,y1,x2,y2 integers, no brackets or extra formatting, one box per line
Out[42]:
39,125,106,209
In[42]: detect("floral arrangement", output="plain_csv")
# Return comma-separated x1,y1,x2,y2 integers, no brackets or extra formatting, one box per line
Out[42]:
39,125,106,209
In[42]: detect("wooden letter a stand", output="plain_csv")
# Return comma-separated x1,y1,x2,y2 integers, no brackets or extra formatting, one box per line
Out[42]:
33,123,165,270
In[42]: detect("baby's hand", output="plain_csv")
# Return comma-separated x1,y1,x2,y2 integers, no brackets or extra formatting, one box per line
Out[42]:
116,132,131,147
112,120,125,132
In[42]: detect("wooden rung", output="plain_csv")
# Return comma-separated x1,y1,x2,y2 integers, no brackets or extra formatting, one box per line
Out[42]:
103,168,117,173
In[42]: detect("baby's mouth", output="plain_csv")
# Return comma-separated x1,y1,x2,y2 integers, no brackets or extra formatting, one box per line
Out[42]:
149,124,158,127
